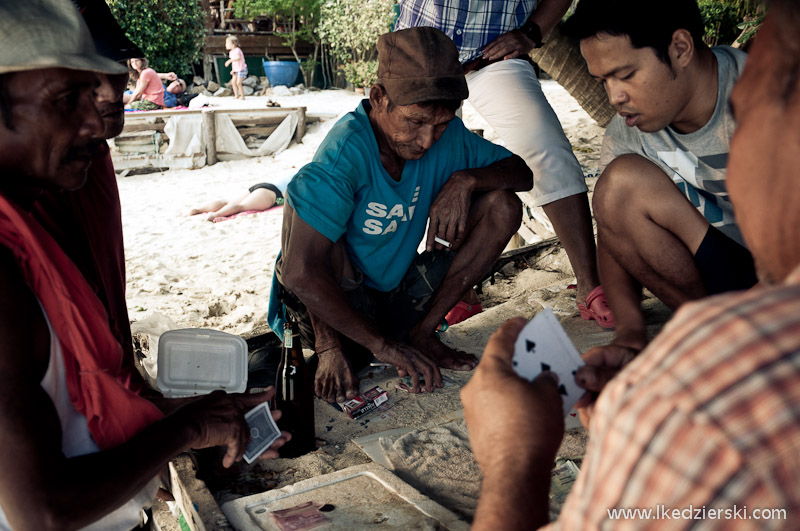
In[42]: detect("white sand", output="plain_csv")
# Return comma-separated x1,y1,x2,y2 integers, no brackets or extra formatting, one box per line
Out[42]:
119,83,670,515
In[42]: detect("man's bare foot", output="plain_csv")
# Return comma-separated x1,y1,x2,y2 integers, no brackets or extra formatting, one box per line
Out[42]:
409,332,477,371
314,348,360,403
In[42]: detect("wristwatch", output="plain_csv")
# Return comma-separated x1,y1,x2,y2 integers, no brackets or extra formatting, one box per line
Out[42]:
519,19,544,48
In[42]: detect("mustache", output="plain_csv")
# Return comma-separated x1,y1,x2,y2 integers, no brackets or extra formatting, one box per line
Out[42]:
63,139,104,162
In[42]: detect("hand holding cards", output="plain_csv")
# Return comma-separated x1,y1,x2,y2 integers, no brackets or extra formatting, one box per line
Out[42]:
243,402,283,463
512,309,585,417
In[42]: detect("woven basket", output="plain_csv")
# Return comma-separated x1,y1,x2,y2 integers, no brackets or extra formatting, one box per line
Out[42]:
529,25,615,127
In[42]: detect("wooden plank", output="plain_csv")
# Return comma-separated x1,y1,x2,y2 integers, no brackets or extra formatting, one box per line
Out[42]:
295,107,306,144
202,109,217,166
123,106,307,119
109,154,170,171
238,125,278,136
121,114,318,135
229,114,297,126
478,237,561,289
203,33,313,57
169,454,233,531
120,122,166,133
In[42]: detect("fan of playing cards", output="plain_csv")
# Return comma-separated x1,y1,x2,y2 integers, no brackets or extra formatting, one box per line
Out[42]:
512,309,585,417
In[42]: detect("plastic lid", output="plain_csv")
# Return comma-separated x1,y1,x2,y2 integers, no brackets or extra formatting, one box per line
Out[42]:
157,328,248,398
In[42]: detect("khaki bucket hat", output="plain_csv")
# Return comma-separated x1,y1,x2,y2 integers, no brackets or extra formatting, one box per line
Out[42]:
0,0,128,75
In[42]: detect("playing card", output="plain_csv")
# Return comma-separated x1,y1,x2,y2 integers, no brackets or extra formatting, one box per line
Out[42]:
512,309,585,416
243,402,282,464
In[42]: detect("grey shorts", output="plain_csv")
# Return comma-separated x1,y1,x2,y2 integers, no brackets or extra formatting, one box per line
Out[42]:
276,250,455,351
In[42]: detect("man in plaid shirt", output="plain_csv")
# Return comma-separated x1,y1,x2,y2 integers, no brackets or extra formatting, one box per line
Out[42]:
461,0,800,527
396,0,615,329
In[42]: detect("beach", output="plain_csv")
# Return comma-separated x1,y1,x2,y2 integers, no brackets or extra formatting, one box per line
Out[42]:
119,82,671,518
121,81,606,337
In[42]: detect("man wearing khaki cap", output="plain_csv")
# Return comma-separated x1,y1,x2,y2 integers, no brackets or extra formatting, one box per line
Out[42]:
268,27,532,403
0,1,289,528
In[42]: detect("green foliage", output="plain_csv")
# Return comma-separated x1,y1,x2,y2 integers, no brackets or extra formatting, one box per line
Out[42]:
107,0,205,79
318,0,396,64
736,15,764,46
340,59,378,88
698,0,742,46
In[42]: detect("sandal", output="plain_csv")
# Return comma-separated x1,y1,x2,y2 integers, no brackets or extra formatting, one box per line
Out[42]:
445,301,483,326
577,286,615,329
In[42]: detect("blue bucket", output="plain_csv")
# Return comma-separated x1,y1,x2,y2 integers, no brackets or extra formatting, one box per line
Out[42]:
262,60,301,87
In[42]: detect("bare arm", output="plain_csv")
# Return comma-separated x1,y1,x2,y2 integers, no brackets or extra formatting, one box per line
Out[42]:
528,0,573,37
279,205,441,392
0,251,288,531
426,153,531,251
462,319,564,530
127,75,147,102
156,71,177,82
482,0,573,61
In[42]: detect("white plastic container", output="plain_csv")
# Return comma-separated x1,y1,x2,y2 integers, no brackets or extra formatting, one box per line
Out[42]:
157,328,248,398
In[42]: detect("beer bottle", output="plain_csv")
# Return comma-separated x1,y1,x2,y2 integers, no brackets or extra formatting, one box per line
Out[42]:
275,320,316,457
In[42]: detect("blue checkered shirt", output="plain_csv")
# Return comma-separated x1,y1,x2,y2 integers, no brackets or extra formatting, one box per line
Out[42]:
394,0,538,64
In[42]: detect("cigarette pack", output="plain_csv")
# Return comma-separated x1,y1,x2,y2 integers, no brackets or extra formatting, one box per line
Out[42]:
336,386,388,420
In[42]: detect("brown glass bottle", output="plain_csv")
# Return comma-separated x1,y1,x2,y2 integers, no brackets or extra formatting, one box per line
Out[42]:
275,320,316,457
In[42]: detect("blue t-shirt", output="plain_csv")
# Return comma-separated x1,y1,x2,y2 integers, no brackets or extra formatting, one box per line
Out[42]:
163,86,177,108
267,100,511,333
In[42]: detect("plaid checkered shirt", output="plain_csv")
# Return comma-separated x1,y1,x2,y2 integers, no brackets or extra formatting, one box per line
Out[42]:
546,265,800,529
394,0,538,64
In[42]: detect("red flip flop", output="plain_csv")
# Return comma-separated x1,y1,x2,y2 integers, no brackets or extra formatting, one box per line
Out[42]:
577,286,615,329
445,301,483,326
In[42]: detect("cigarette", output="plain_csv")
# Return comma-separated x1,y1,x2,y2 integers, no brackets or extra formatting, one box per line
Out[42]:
434,236,451,248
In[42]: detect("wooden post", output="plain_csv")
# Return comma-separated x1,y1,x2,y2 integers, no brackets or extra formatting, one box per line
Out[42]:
202,109,217,166
294,106,306,144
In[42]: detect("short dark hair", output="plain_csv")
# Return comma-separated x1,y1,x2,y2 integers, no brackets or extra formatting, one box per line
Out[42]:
562,0,706,65
0,74,13,130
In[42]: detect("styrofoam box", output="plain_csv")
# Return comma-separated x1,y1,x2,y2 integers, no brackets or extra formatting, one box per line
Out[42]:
157,329,247,398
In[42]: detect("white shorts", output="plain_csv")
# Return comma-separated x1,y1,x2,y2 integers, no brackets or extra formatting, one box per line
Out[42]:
466,59,587,206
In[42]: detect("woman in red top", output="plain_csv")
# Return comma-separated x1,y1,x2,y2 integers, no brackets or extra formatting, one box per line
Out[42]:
123,57,165,110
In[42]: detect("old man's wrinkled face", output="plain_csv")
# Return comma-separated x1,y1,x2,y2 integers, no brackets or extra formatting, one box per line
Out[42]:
0,68,104,192
95,72,128,139
379,102,456,161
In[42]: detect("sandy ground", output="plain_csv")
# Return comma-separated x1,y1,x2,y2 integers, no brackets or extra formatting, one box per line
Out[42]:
119,82,672,521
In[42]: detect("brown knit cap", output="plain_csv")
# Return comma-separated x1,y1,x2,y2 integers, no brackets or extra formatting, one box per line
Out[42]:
377,27,468,106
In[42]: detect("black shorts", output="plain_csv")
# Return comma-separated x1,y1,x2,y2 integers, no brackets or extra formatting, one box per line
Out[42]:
694,225,758,295
276,250,455,351
249,182,283,200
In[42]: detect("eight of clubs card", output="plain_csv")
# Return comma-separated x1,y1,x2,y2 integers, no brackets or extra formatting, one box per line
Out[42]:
512,309,585,416
243,402,282,464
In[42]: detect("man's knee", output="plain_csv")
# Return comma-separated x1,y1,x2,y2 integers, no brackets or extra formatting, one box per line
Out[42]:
481,189,522,234
593,154,668,227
